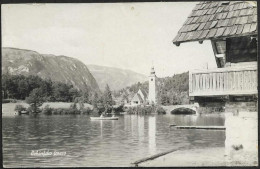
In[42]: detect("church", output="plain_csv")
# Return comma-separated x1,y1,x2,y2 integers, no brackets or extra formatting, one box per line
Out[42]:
148,66,157,105
130,66,157,105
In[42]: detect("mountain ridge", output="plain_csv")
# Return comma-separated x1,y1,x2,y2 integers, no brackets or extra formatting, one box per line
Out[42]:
87,64,147,91
2,47,101,93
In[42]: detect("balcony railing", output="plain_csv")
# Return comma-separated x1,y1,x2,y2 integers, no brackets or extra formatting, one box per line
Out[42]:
189,66,257,97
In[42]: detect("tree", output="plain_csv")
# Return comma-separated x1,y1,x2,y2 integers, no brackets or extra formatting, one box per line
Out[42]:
39,80,52,99
6,75,18,99
69,88,81,101
74,96,85,111
2,74,9,99
52,82,72,102
82,91,89,103
25,88,44,113
122,90,129,103
91,92,99,108
18,79,29,99
14,104,26,114
160,93,169,105
103,84,113,106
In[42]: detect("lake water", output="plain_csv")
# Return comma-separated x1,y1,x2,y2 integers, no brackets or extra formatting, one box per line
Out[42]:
2,114,225,167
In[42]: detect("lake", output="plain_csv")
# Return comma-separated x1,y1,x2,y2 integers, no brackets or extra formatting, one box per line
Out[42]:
2,114,225,167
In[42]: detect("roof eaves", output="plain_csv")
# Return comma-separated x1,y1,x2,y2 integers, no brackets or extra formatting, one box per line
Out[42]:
172,1,258,46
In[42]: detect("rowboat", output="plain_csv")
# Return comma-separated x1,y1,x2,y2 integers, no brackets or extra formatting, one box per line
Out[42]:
90,116,119,120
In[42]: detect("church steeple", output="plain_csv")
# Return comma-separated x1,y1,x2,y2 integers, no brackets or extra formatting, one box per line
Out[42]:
150,66,155,75
148,66,157,104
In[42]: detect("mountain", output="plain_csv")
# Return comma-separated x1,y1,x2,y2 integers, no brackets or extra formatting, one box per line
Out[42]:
2,47,100,93
87,64,147,91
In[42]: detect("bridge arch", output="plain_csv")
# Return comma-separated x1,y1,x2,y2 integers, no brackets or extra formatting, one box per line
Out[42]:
170,107,196,115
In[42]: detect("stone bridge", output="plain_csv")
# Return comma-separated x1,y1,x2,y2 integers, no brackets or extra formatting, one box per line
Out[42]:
162,104,199,115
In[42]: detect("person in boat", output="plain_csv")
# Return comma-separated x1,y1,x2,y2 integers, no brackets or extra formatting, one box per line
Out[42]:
100,107,108,117
100,110,106,117
111,108,115,117
100,113,104,118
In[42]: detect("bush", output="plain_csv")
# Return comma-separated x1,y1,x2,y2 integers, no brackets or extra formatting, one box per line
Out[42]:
25,88,44,114
70,103,77,109
49,107,81,115
156,106,166,114
114,104,124,114
127,105,153,115
127,105,166,115
26,106,41,114
91,108,101,117
68,108,81,115
53,108,64,115
82,107,92,114
14,104,26,114
42,105,53,115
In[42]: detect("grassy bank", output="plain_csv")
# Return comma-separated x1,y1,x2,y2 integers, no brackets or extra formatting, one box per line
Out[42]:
126,105,166,115
2,102,93,116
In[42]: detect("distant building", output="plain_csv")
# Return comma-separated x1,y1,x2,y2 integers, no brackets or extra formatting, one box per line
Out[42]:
131,88,148,105
130,67,157,106
148,67,157,104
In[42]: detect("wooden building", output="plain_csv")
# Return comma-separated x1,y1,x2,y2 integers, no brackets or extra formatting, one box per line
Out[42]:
172,1,257,110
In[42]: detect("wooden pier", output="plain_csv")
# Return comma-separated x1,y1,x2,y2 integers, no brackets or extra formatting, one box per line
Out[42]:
170,125,225,130
131,147,181,167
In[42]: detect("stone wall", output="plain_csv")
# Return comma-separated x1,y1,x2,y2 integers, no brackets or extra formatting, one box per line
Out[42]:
225,111,258,166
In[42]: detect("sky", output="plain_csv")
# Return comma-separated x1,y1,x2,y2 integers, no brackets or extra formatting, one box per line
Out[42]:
2,3,217,77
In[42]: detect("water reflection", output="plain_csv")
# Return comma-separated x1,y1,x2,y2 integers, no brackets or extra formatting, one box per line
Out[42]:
148,116,156,154
100,120,103,137
2,114,225,167
137,116,144,144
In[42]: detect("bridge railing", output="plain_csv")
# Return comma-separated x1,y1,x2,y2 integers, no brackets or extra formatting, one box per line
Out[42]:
189,65,257,97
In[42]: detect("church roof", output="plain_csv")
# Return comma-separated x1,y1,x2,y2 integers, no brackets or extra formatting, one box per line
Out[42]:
139,88,148,99
172,1,257,45
131,93,144,102
137,93,144,102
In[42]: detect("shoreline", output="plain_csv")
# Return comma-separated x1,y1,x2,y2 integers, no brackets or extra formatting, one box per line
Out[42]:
133,147,258,167
2,102,93,116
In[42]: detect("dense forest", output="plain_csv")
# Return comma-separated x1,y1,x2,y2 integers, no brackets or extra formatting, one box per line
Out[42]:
158,72,189,105
2,74,116,115
113,72,189,105
2,74,94,103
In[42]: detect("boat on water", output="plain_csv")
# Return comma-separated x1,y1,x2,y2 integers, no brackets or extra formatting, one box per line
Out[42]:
90,116,119,120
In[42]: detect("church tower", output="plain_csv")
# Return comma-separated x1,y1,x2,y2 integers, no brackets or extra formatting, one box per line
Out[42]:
148,66,157,104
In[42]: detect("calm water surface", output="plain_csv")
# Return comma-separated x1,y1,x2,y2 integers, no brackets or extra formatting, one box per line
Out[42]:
3,114,225,167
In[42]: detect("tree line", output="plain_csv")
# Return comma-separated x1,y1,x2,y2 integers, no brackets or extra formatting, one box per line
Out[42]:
157,72,189,105
2,74,94,103
2,74,116,115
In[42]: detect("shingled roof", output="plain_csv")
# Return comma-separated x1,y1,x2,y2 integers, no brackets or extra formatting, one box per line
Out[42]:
172,1,257,45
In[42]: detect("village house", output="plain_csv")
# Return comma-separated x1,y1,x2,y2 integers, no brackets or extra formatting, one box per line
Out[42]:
131,88,148,105
172,1,257,164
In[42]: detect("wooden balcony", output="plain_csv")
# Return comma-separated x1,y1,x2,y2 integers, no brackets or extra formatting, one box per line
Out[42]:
189,66,257,97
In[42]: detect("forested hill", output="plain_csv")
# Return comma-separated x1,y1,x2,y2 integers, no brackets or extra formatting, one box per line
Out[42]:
158,72,189,105
2,47,100,93
114,72,189,105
